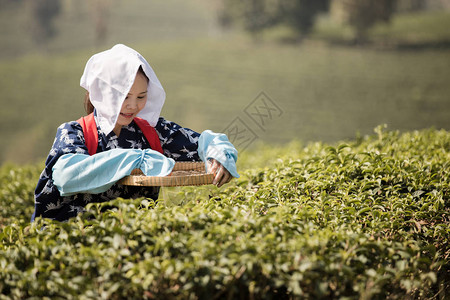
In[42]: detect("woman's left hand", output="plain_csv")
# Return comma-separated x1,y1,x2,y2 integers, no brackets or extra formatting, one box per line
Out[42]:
207,159,232,187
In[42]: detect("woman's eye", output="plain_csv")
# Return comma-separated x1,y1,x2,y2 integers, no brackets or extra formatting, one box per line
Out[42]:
138,96,145,99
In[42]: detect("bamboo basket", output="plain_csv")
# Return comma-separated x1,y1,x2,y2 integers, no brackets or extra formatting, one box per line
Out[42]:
118,161,214,187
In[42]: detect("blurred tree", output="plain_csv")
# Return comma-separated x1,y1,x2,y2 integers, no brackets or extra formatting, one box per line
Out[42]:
279,0,330,40
218,0,330,41
331,0,397,43
219,0,279,39
26,0,61,45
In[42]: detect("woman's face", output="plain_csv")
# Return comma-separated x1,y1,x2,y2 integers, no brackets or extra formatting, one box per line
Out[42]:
116,72,148,128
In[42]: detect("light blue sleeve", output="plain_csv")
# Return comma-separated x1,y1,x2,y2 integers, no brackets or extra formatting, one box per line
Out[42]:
197,130,239,178
52,148,175,196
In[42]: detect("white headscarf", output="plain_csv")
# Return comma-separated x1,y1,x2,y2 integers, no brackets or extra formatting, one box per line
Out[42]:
80,44,166,135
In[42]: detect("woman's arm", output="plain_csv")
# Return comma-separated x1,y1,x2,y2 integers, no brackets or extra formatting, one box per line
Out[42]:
35,121,90,197
155,118,239,186
197,130,239,178
52,148,174,196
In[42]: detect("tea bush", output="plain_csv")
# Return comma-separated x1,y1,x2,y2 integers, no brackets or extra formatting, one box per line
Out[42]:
0,127,448,299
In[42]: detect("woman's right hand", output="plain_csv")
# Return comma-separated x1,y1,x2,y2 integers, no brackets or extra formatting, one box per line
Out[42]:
207,158,232,187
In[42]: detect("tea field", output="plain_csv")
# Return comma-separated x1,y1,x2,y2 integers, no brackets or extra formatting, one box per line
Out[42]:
0,126,448,299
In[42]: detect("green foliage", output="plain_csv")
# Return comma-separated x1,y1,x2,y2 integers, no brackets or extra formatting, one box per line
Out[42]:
1,127,449,299
278,0,330,36
331,0,397,42
0,163,41,229
27,0,62,44
219,0,330,38
219,0,281,35
370,10,450,45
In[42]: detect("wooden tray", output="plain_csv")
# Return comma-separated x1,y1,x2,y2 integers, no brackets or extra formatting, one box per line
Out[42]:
118,162,214,187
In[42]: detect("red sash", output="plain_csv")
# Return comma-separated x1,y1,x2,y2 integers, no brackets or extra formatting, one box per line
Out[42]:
76,113,163,155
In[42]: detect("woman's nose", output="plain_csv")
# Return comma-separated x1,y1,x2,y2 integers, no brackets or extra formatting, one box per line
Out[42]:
125,98,137,109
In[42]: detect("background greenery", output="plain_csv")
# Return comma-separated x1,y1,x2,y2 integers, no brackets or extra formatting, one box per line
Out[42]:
1,127,448,298
0,0,449,165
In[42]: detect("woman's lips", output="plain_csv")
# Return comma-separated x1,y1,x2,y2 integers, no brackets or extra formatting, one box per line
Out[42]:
120,113,134,118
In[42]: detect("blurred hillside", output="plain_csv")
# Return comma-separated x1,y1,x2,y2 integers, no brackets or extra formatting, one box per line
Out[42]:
0,0,216,58
0,0,449,165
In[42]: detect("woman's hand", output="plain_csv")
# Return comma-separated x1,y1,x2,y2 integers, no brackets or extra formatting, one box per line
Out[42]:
207,159,232,187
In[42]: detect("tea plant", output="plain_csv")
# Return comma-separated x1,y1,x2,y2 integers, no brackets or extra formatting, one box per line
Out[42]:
0,127,448,299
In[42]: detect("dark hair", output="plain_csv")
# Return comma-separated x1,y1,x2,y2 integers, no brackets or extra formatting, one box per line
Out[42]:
84,92,95,114
83,66,149,115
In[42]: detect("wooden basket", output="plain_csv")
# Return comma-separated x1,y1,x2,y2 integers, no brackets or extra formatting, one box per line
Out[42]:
118,162,214,187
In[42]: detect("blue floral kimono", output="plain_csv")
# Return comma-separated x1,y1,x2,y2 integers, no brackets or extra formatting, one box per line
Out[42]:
32,117,200,222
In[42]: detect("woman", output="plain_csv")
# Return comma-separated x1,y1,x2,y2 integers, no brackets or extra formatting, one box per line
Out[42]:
32,44,239,222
